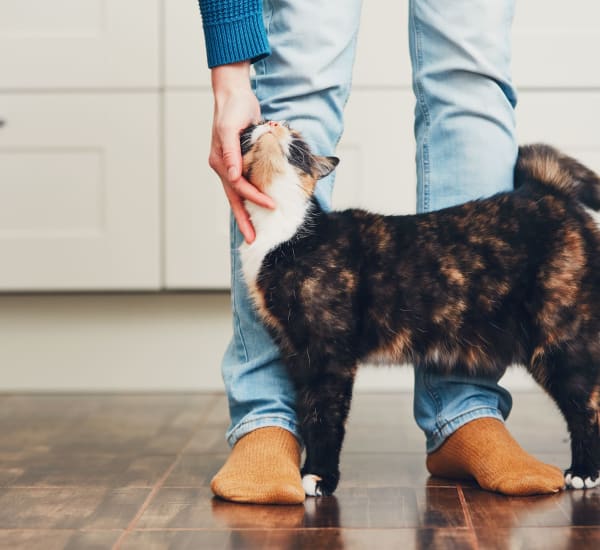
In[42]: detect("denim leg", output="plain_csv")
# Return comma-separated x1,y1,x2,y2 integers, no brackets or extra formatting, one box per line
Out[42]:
409,0,517,452
222,0,362,447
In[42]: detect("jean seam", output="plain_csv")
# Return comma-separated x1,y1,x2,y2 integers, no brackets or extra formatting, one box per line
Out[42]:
254,0,274,103
230,215,250,364
409,0,431,213
422,368,444,428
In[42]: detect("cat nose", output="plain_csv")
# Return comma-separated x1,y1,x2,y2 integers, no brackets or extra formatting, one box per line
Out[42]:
267,121,280,127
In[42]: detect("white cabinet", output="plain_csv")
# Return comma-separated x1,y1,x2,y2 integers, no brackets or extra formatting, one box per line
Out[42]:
352,0,410,88
334,91,416,214
0,0,160,88
0,94,160,290
0,0,161,291
164,0,210,88
162,2,226,288
164,91,230,289
352,0,600,89
513,2,600,88
516,93,600,172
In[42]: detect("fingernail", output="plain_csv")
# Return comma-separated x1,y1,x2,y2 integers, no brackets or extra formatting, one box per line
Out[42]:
228,166,238,181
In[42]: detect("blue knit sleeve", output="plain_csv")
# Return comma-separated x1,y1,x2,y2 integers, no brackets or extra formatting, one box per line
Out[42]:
198,0,271,68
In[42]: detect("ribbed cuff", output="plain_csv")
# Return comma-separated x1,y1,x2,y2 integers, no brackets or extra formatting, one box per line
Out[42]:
203,13,271,68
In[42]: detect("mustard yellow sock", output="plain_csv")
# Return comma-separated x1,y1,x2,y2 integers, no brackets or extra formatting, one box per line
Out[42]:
210,427,305,505
426,418,565,496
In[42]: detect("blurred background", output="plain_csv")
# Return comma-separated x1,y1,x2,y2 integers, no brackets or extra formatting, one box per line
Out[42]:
1,1,599,392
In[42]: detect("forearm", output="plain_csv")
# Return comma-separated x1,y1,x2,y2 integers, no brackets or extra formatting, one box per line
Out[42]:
198,0,270,68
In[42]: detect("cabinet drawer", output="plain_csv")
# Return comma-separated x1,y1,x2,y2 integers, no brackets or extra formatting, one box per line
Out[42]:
0,94,160,290
0,0,159,88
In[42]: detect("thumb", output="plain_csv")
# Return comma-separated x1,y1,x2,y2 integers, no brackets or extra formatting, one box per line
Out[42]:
221,134,242,183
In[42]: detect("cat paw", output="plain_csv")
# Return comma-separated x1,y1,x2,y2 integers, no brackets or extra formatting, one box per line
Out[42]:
565,470,600,490
302,474,323,496
301,471,339,497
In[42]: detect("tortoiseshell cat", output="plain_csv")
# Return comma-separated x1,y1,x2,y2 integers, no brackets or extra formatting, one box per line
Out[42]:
239,120,600,496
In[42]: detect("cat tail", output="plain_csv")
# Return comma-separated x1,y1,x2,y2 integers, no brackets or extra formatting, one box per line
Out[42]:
515,144,600,210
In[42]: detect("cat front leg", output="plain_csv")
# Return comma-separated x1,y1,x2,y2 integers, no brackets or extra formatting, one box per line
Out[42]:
542,366,600,490
293,367,356,497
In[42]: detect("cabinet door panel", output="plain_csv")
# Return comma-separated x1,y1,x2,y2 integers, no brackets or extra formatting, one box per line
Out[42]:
513,2,600,87
352,0,410,88
334,90,416,214
164,0,211,88
517,92,600,171
0,94,160,290
165,91,229,289
0,0,159,88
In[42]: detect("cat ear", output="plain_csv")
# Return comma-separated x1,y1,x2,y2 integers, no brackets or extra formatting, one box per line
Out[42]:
314,156,340,179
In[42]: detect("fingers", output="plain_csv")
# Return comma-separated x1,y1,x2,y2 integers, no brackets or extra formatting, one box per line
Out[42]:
223,183,256,243
220,131,242,182
209,126,275,244
232,177,276,209
223,176,275,243
207,81,270,244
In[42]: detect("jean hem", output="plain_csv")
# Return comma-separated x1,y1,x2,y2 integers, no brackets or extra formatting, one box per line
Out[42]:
226,415,302,448
426,406,505,454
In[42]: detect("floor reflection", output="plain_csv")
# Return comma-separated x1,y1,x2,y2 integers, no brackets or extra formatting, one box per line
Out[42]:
212,496,347,550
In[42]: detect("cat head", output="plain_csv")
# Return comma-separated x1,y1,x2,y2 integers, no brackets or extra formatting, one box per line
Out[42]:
240,121,339,198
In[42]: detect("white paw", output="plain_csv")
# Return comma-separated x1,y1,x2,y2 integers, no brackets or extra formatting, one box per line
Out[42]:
570,476,585,490
302,474,322,497
584,476,600,489
565,473,600,490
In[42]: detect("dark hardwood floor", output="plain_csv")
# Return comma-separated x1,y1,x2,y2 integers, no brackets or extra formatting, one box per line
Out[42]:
0,390,598,549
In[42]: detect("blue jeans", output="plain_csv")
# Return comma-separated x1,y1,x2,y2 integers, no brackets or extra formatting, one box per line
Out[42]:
222,0,514,453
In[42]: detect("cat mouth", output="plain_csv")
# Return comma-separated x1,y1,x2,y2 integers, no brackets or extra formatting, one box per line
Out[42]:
241,121,291,159
254,121,289,145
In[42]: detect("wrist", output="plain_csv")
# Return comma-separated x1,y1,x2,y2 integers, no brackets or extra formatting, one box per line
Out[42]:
211,61,252,96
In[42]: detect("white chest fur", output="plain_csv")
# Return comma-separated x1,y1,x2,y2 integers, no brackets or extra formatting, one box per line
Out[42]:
239,167,311,289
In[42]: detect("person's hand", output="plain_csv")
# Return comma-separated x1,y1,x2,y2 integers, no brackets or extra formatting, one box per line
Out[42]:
209,61,275,243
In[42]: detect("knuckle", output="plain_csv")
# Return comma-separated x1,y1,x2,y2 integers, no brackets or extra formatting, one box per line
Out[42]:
208,153,220,170
222,150,237,163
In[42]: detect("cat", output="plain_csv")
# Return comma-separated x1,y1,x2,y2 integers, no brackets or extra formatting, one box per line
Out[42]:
238,120,600,497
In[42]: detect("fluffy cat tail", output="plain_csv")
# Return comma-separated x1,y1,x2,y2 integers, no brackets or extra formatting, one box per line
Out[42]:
515,144,600,211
